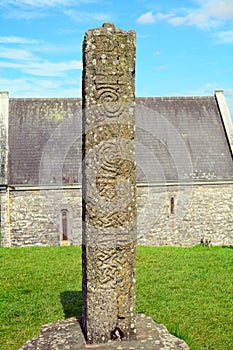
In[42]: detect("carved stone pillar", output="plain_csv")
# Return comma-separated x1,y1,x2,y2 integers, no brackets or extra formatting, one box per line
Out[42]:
82,23,137,344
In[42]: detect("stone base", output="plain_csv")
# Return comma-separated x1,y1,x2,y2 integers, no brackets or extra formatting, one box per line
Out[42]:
19,314,189,350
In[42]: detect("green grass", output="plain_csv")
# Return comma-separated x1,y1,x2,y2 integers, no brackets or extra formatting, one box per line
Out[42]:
0,246,232,350
136,246,233,350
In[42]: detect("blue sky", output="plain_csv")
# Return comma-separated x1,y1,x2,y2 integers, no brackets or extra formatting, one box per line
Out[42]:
1,0,233,117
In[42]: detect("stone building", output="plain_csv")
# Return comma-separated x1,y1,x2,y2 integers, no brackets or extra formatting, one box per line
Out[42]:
0,90,233,247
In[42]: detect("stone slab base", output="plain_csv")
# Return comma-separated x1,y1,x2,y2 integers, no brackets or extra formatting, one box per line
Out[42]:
19,314,189,350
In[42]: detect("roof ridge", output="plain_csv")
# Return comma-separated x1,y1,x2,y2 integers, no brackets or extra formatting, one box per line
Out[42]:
9,96,214,102
9,97,81,102
136,96,213,100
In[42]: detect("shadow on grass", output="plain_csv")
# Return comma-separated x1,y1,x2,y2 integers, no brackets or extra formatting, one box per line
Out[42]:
60,291,82,319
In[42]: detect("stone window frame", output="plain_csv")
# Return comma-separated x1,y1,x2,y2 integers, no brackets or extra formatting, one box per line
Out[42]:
59,207,72,246
62,209,68,241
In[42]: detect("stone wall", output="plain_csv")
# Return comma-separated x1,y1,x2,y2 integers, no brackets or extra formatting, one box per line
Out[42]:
137,183,233,246
0,190,10,246
1,183,233,247
2,187,82,247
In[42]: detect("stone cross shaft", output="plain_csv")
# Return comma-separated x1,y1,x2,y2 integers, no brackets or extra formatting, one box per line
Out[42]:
82,23,137,344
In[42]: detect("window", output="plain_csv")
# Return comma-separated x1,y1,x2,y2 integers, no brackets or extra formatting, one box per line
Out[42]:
61,210,68,241
170,197,175,215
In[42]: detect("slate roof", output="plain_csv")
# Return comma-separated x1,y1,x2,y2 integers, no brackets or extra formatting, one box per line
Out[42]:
8,96,233,185
9,98,82,185
136,96,233,182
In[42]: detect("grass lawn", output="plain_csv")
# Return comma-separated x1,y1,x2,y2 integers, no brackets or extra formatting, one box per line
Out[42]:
0,245,232,350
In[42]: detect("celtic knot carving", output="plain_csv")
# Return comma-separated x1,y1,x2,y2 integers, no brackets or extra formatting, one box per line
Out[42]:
86,200,136,229
96,157,135,200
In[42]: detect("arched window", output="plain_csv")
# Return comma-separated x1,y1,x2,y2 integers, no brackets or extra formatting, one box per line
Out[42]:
61,209,68,241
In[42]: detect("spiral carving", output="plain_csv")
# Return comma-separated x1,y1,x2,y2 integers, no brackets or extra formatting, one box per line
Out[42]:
97,89,123,118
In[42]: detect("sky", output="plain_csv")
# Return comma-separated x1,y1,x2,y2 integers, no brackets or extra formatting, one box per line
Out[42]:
0,0,233,118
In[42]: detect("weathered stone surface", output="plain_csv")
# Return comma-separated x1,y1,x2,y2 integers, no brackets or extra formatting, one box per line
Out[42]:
19,314,190,350
82,23,137,343
19,317,85,350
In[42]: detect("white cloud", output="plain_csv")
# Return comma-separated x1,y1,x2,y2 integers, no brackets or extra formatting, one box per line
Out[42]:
213,30,233,44
168,17,186,26
0,77,82,97
170,11,218,29
2,8,46,19
1,59,82,77
1,0,98,19
0,78,35,94
206,0,233,19
0,36,40,44
1,62,29,70
23,60,82,76
0,37,81,61
0,48,35,61
154,12,171,20
64,9,110,22
0,46,82,77
1,0,87,8
158,0,233,29
136,11,155,24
